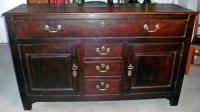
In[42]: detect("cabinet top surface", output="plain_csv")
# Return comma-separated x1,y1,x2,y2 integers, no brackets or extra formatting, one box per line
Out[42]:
4,3,196,16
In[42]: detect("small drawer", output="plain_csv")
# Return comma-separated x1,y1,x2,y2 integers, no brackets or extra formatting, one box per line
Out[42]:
84,78,120,95
84,43,122,57
84,60,122,76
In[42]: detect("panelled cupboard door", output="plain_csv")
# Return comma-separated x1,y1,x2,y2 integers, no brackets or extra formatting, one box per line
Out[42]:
126,43,183,93
18,44,78,95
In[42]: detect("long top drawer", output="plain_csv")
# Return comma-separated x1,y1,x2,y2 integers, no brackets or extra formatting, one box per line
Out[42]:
15,19,187,38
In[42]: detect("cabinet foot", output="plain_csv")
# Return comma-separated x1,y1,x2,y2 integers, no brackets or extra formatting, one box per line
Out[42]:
22,102,33,110
169,98,179,106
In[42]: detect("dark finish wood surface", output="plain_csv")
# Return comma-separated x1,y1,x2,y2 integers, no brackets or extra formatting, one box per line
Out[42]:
3,4,195,16
4,3,197,110
83,43,122,57
15,19,187,38
84,60,122,76
27,0,49,4
126,43,183,93
84,78,120,95
27,0,150,4
18,44,78,95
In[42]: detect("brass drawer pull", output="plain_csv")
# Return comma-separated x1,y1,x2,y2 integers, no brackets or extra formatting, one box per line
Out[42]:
96,64,110,73
96,81,109,91
96,46,111,55
128,64,134,77
72,64,78,78
144,24,160,33
44,24,62,33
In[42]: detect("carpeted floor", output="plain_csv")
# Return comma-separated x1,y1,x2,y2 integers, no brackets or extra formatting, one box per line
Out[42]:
0,44,200,112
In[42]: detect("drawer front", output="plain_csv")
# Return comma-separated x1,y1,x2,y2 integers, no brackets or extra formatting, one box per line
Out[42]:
15,19,187,38
84,78,120,95
84,43,122,58
84,60,122,76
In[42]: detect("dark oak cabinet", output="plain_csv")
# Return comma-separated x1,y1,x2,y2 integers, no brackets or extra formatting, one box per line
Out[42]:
3,3,197,110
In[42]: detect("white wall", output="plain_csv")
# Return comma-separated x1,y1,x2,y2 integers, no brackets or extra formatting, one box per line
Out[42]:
0,0,196,43
178,0,197,11
152,0,174,3
0,0,26,43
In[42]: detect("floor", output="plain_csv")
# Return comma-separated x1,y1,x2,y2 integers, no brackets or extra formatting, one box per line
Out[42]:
0,44,200,112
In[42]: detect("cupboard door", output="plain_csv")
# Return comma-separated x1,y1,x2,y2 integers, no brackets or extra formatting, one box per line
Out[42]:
18,44,78,95
126,43,183,93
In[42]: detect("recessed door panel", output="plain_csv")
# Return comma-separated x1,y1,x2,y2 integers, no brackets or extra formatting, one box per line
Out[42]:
127,43,183,93
18,44,78,95
134,53,175,87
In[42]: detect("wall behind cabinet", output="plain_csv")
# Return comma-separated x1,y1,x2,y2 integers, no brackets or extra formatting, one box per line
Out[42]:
0,0,26,43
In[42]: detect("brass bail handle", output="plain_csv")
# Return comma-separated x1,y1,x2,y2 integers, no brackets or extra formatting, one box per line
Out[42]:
96,46,111,55
96,81,109,91
144,24,160,33
44,24,62,33
96,64,110,73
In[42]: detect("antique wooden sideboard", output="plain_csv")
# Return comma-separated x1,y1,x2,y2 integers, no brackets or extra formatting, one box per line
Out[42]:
3,3,197,110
